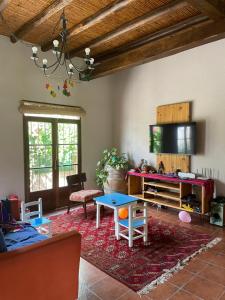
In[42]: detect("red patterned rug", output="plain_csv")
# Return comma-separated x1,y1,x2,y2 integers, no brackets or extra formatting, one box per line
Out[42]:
49,204,219,294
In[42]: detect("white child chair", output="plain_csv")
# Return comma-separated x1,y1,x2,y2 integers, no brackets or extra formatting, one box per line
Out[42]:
21,198,52,237
117,201,148,247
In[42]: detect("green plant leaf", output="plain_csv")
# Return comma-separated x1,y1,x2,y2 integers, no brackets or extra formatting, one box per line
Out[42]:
96,147,128,188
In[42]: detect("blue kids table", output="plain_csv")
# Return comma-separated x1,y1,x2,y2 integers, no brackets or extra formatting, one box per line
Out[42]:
94,192,138,240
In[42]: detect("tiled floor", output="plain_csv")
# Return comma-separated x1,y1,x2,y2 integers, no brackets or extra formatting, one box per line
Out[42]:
77,205,225,300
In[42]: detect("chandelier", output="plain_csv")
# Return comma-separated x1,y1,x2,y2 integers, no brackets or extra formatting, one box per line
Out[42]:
30,11,95,81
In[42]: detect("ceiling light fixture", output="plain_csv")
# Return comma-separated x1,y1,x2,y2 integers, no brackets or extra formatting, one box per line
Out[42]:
31,11,95,81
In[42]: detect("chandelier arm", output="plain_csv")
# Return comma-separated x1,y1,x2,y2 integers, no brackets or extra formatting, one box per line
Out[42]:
55,51,63,65
51,42,68,73
54,43,66,67
42,42,65,71
61,42,68,65
65,48,71,60
55,41,65,65
60,53,66,66
45,44,65,69
66,50,87,73
33,58,45,69
48,59,61,68
43,68,49,77
48,59,63,75
64,59,75,79
68,58,87,73
64,40,86,73
64,59,72,78
64,59,69,72
42,61,60,77
56,57,65,66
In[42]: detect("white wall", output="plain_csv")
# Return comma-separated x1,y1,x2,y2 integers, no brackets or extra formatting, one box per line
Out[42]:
111,39,225,195
1,34,225,199
0,36,113,199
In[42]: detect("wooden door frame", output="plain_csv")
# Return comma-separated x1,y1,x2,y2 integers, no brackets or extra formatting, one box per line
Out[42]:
54,118,82,208
23,116,82,205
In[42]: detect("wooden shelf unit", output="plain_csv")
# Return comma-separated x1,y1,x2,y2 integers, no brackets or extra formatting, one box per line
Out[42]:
131,193,181,209
144,190,180,201
128,173,213,215
144,181,180,191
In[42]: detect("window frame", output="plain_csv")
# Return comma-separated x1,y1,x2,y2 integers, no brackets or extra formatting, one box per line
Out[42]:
23,115,81,201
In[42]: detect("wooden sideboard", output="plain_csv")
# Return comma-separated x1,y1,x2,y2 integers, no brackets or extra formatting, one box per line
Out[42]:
128,172,214,215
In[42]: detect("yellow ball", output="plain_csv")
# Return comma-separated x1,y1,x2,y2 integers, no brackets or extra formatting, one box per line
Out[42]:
119,208,128,219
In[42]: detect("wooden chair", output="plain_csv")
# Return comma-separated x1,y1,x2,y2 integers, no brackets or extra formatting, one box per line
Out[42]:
66,173,103,218
117,202,148,247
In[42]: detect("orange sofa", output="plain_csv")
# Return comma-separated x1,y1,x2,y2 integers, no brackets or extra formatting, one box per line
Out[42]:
0,230,81,300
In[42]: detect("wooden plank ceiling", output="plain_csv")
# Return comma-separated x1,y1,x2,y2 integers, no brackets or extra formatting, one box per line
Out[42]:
0,0,225,79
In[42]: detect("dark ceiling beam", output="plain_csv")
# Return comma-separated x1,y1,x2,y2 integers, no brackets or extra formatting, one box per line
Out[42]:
93,19,225,79
186,0,225,21
41,0,135,51
69,0,188,58
10,0,74,43
95,14,208,63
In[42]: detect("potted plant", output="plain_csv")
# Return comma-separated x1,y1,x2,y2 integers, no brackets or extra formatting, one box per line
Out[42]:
96,148,129,194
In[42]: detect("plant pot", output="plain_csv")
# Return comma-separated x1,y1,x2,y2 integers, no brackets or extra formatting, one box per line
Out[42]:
103,166,127,194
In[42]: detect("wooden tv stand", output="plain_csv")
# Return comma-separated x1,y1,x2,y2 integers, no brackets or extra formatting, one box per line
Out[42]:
128,172,214,215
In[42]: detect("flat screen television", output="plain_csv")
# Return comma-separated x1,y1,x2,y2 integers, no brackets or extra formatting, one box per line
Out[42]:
149,122,196,154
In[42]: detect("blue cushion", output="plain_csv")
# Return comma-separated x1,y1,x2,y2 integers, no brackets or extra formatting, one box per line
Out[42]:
4,225,48,251
0,229,7,253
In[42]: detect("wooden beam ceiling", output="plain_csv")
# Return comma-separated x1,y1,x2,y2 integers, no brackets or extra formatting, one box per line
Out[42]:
69,0,188,58
93,19,225,78
1,0,225,79
68,0,134,37
10,0,74,43
95,14,208,63
186,0,225,21
42,0,135,51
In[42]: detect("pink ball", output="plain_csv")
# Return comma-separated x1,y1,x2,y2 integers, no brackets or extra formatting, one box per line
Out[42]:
179,211,191,223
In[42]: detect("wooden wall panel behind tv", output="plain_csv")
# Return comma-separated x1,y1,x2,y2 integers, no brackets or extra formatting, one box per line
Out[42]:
156,102,191,173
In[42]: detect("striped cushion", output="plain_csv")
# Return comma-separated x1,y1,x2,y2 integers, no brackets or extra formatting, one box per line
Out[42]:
69,190,103,202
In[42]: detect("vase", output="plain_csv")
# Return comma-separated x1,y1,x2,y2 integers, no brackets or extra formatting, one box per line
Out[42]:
103,166,128,194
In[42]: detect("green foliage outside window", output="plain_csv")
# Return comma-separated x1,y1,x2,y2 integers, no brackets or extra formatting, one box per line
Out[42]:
29,122,78,172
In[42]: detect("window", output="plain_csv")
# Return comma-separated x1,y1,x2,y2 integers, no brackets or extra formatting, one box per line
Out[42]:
24,116,81,210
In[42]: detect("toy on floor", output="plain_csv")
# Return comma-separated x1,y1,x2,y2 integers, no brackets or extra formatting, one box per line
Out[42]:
181,194,200,213
181,203,194,212
119,208,128,219
179,210,191,223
